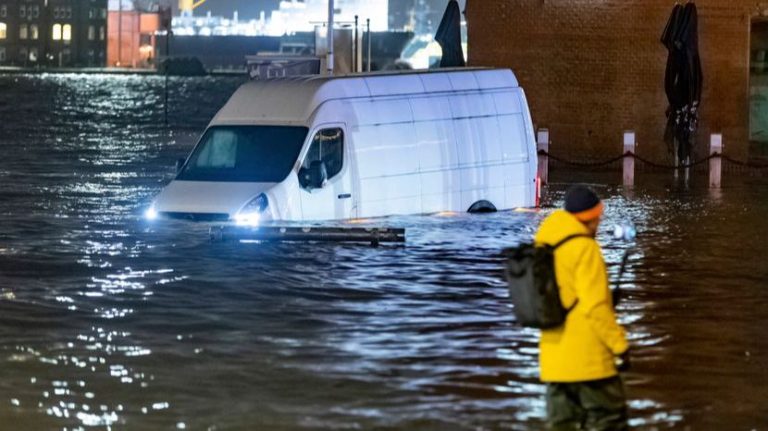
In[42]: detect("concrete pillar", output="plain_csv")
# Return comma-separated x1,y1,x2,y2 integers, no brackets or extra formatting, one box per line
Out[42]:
709,133,723,188
537,128,550,185
623,131,636,187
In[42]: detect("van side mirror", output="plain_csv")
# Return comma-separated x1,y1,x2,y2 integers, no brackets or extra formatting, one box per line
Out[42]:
176,158,186,173
301,160,328,190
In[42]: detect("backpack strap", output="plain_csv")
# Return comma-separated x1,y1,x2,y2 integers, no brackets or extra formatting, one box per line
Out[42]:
552,234,592,249
550,233,592,313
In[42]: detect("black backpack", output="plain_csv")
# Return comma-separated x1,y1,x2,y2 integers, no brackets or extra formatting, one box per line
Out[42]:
502,234,589,329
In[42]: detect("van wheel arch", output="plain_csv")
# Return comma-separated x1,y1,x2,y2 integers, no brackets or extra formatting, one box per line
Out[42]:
468,200,497,214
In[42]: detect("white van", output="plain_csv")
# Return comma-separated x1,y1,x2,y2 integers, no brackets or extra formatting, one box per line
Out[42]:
147,68,538,224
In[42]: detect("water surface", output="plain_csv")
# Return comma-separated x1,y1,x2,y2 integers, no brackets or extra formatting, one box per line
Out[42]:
0,74,766,430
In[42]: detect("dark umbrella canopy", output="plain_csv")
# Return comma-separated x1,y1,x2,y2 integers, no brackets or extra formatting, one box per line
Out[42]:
661,2,703,164
435,0,466,68
661,4,683,108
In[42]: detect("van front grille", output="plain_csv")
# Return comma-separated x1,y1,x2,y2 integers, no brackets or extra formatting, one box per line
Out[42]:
161,212,231,222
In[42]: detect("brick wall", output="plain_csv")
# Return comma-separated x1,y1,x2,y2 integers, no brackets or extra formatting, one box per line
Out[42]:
467,0,768,161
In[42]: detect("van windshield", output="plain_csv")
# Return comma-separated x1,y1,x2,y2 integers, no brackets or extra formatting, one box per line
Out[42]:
177,126,308,183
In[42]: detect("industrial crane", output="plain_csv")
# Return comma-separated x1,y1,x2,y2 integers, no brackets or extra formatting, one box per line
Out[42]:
178,0,208,15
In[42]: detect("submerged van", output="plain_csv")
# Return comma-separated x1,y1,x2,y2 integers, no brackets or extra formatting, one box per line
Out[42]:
147,68,538,224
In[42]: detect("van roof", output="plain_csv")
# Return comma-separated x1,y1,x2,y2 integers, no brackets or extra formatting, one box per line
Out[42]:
210,68,520,126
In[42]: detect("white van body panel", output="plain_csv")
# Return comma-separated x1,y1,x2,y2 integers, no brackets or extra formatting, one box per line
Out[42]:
151,68,537,222
154,181,274,215
152,179,302,221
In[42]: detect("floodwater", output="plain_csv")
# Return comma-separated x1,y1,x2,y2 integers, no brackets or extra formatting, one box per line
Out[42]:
0,74,766,430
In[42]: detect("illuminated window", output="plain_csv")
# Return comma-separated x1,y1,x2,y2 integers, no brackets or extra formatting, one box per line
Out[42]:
30,24,38,40
52,24,61,41
0,22,6,40
63,24,72,42
19,24,27,40
29,47,37,62
99,26,104,41
88,25,95,40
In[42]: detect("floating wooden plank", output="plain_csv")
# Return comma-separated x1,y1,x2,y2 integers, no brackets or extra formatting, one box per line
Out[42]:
210,226,406,245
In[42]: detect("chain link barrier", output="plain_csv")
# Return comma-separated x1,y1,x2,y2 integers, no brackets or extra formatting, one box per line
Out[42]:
538,150,768,171
720,155,768,169
537,150,627,167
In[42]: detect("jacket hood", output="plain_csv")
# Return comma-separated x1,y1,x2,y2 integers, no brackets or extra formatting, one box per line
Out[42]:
534,210,591,245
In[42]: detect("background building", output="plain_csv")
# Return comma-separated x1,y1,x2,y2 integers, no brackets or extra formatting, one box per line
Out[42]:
107,7,159,67
0,0,107,67
77,0,108,66
467,1,768,161
0,0,46,66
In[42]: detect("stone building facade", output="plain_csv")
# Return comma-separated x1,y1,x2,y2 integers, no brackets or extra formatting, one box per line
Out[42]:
466,1,768,161
0,0,107,67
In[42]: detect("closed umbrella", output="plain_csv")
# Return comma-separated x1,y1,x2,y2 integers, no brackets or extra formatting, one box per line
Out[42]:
661,1,702,164
662,3,683,157
661,3,682,109
435,0,466,68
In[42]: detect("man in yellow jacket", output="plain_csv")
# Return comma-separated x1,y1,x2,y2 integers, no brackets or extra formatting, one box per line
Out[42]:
534,185,629,430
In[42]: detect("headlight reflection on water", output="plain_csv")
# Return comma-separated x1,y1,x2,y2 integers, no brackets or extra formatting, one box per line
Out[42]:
234,212,261,227
144,206,157,221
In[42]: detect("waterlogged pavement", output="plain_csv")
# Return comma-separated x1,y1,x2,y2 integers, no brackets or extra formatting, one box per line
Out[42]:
0,74,766,430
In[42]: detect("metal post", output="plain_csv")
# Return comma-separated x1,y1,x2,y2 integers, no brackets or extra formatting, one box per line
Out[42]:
117,0,122,66
623,131,636,187
165,30,171,126
134,7,140,68
709,133,723,188
366,18,371,72
673,140,679,181
327,0,334,75
354,15,358,73
537,128,550,185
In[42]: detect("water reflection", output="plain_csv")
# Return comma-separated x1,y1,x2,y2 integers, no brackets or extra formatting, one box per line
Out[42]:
0,74,767,430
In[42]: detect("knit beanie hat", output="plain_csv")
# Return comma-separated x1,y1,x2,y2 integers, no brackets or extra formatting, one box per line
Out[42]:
564,185,604,222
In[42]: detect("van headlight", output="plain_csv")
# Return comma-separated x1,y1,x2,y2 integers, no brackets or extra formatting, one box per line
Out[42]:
145,204,158,220
234,193,268,226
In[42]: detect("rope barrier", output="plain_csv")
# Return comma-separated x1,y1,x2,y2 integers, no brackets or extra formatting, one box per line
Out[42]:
631,153,717,169
537,150,768,171
537,150,626,167
721,155,768,169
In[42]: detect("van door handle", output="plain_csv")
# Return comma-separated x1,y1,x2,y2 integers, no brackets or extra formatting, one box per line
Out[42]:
338,193,352,199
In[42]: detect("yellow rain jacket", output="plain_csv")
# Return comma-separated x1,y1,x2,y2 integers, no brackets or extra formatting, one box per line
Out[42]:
534,210,628,383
